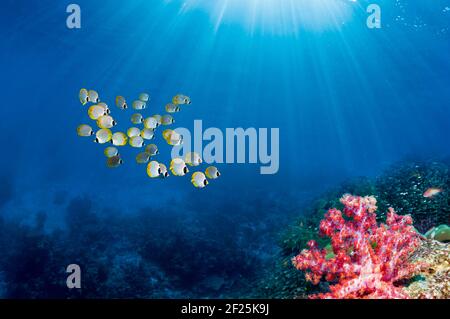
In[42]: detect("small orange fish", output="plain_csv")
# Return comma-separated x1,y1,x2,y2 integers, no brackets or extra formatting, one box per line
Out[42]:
423,188,443,198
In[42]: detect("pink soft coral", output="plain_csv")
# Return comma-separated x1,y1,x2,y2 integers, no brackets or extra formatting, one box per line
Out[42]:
293,194,423,299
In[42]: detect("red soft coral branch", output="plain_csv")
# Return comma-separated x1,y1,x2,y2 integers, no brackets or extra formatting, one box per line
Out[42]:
292,194,422,299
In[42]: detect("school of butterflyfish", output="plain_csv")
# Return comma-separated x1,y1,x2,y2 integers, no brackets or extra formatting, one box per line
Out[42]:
76,89,220,188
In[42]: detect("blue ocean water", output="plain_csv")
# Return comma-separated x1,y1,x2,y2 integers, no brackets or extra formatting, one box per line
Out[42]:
0,0,449,298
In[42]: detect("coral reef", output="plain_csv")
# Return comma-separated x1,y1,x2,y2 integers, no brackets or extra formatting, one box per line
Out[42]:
425,224,450,243
404,239,449,299
279,160,450,258
376,161,450,233
279,177,382,256
0,160,448,299
0,188,296,298
251,160,450,299
292,194,423,299
248,256,319,299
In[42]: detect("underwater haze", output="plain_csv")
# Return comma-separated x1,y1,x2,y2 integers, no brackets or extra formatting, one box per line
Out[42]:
0,0,449,298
